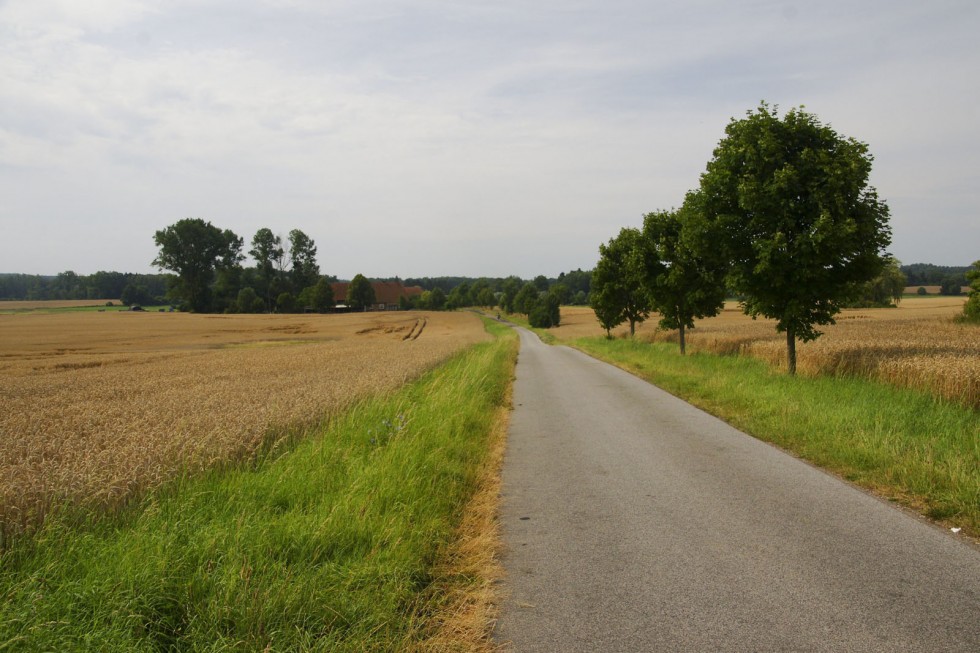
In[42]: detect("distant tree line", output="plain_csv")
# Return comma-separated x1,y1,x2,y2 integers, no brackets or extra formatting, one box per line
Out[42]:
0,271,170,304
592,103,894,375
901,263,971,295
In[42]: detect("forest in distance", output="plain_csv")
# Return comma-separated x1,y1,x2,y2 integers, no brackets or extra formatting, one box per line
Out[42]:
0,262,971,304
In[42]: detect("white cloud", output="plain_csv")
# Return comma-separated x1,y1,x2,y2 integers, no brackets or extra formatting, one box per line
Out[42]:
1,0,978,278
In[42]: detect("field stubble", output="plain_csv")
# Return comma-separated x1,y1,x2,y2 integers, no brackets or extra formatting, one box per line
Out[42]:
555,297,979,408
0,310,489,542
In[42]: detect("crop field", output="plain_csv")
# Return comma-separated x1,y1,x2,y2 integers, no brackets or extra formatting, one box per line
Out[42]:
553,297,979,408
0,309,490,541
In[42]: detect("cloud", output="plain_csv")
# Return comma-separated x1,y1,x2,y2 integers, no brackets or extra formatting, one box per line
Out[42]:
1,0,978,278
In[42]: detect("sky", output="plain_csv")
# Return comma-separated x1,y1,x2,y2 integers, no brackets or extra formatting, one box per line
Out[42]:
1,0,978,280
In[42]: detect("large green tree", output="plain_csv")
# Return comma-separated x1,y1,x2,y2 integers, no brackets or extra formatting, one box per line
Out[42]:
250,228,285,311
347,274,376,311
642,196,727,355
698,104,891,374
288,229,320,292
153,218,244,312
590,227,651,337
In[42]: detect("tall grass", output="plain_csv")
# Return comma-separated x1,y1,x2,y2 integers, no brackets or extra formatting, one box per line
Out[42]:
0,321,517,651
574,337,980,536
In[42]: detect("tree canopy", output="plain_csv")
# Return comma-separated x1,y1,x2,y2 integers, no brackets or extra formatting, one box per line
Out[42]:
347,274,376,311
153,218,244,312
698,103,891,374
590,227,651,337
642,195,727,354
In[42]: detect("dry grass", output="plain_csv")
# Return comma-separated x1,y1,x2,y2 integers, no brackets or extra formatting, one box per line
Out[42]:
553,297,979,408
413,361,512,653
0,310,489,540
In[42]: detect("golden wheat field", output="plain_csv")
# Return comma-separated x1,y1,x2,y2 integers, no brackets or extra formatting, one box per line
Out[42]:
0,309,489,539
554,297,980,408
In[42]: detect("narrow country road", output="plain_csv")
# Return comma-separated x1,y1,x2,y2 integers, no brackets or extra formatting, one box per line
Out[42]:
493,328,980,652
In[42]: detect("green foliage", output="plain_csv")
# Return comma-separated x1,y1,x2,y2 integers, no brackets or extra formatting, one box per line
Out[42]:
528,291,561,328
902,263,969,286
347,274,375,311
962,260,980,322
698,103,891,374
276,291,297,313
153,218,244,313
513,282,540,316
845,256,906,307
288,229,320,291
250,228,285,311
590,227,651,337
940,276,963,296
500,276,523,313
0,327,519,650
476,287,497,308
642,195,727,354
120,283,153,307
917,286,928,296
235,287,265,313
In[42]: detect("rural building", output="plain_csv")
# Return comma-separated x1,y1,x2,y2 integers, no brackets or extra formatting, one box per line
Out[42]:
331,280,424,311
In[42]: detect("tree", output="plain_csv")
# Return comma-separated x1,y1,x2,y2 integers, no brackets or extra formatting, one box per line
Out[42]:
642,197,727,355
429,287,447,310
501,276,523,313
250,228,285,311
276,291,297,313
940,276,962,296
311,277,334,312
529,290,561,328
698,104,891,374
962,260,980,322
513,282,541,316
120,283,153,307
845,256,906,307
235,287,264,313
347,274,375,311
590,227,652,337
288,229,319,291
153,218,244,312
477,287,497,308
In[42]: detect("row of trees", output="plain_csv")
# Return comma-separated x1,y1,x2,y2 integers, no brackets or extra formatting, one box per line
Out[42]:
592,104,893,375
152,219,337,313
0,271,169,304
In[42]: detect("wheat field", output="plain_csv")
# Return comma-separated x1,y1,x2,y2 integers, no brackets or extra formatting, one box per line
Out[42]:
0,310,489,540
555,297,979,408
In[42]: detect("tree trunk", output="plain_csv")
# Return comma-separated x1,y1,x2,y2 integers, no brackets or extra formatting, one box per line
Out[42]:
679,324,686,355
786,327,797,376
629,318,636,337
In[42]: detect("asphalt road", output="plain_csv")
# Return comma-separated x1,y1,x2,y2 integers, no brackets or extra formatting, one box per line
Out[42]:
493,328,980,652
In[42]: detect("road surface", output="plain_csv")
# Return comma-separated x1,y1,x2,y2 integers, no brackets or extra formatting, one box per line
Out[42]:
493,328,980,652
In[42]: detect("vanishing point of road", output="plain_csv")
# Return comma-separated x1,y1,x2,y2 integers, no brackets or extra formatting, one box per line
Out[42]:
493,328,980,652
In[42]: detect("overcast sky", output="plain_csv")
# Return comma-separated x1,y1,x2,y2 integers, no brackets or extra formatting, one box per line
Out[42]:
1,0,978,279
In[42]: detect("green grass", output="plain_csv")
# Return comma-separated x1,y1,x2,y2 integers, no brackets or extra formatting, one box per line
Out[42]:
0,320,518,651
574,337,980,535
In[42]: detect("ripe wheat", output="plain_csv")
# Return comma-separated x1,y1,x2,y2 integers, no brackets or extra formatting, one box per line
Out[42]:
0,310,489,541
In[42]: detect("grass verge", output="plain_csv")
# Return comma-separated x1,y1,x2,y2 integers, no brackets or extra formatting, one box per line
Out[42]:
0,320,517,651
573,337,980,538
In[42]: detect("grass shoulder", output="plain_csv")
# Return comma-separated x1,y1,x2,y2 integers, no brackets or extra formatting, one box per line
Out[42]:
573,336,980,539
0,320,518,651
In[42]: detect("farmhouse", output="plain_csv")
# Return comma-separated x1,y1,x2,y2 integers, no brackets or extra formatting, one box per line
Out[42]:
331,280,424,311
